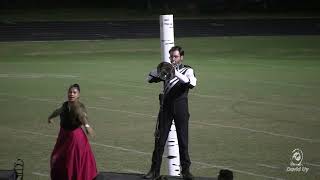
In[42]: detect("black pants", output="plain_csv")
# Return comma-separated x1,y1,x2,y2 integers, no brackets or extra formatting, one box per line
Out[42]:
151,97,191,173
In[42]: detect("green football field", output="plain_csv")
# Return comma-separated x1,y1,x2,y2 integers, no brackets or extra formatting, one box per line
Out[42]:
0,36,319,180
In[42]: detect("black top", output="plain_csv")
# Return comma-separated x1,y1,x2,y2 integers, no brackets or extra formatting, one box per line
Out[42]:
60,101,86,130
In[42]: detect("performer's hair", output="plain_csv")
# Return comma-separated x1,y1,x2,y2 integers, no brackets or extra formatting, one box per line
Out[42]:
169,46,184,56
69,83,80,92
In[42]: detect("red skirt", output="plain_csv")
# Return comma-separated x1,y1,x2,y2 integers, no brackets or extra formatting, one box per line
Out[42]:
50,127,98,180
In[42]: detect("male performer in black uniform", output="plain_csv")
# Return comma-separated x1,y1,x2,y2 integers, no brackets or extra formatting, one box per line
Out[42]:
144,46,197,180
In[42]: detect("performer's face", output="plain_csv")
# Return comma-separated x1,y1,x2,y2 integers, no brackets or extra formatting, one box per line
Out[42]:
170,50,183,66
68,87,80,102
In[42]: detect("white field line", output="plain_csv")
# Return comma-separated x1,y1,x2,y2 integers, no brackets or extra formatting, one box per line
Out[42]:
209,58,320,66
0,62,112,65
32,172,49,177
213,74,319,89
45,77,319,112
207,59,282,69
7,127,283,180
99,96,113,100
1,72,318,111
91,142,150,155
0,94,317,143
86,81,317,111
305,162,320,167
256,163,280,169
6,127,150,156
192,121,320,143
0,73,78,79
81,79,155,90
89,106,156,118
10,128,56,138
0,93,60,103
0,93,155,118
191,93,320,112
207,60,320,89
0,73,154,93
0,39,111,44
24,48,157,56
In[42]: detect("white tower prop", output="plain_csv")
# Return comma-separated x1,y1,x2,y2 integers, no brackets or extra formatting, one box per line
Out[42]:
159,14,181,176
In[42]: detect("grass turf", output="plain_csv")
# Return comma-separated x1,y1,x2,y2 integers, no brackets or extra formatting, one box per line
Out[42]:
0,36,319,180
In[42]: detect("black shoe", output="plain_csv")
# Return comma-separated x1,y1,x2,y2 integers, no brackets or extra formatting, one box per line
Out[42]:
142,169,161,180
182,171,194,180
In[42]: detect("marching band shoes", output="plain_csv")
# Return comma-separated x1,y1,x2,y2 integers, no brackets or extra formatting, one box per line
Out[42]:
142,169,161,180
182,170,194,180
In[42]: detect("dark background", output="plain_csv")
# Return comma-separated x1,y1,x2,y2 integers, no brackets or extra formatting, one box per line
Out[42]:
1,0,320,14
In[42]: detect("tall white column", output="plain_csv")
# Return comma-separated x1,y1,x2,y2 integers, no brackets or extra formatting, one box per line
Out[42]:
160,15,175,63
159,14,181,177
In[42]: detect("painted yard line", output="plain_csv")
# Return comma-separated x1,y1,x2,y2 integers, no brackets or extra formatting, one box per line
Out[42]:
0,73,154,92
5,127,151,156
89,106,156,118
256,163,280,169
0,94,155,118
85,80,318,109
91,142,150,155
305,162,320,167
191,93,320,112
10,128,56,138
0,93,61,103
26,97,59,103
99,96,149,101
99,96,113,100
0,73,78,79
2,71,318,112
0,94,317,143
0,39,110,43
20,73,317,113
32,172,49,177
192,121,319,143
24,48,157,56
213,74,319,89
209,57,320,64
193,161,284,180
208,59,286,69
0,62,112,65
82,79,155,90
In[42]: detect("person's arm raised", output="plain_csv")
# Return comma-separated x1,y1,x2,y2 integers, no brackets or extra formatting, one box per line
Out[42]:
48,107,62,124
79,104,95,137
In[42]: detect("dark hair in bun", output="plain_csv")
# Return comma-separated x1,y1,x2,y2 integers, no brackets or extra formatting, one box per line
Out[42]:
69,83,80,92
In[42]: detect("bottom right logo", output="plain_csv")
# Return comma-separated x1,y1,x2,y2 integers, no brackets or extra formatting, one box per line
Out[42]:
286,148,309,173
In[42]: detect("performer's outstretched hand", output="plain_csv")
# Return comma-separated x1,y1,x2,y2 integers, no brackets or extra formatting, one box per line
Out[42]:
48,118,54,124
85,126,96,138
